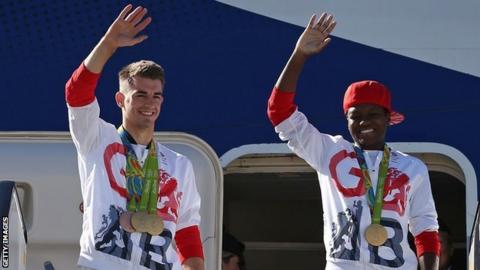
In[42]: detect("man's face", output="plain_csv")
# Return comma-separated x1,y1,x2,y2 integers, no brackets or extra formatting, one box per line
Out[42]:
346,104,389,150
116,76,164,131
222,255,240,270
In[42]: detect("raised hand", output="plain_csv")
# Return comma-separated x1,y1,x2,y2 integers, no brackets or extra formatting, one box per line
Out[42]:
294,13,336,58
274,13,336,92
103,4,152,48
84,4,153,73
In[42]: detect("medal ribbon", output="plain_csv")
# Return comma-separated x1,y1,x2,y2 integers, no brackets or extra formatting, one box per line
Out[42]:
353,145,390,224
118,127,159,214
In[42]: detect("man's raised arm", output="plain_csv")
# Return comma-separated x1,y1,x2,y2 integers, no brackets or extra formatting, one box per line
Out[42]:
65,4,152,108
84,4,152,73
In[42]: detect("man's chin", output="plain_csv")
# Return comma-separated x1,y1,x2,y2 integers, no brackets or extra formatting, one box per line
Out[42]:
131,121,156,132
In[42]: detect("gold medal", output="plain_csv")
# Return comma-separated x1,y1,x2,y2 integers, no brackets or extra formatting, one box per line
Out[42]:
120,130,163,236
145,213,164,235
131,211,164,235
365,224,388,246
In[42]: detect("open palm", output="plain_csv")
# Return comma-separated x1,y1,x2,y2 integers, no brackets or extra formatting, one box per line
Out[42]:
104,5,152,48
295,13,336,57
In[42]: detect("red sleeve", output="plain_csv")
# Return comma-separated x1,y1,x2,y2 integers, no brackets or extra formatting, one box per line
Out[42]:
267,87,297,126
414,231,441,257
65,63,100,107
175,225,204,263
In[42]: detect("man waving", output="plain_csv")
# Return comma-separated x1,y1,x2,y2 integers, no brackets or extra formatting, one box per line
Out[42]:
66,5,204,270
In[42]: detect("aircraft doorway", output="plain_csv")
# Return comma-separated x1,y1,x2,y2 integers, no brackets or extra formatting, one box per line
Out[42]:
224,162,325,269
221,143,475,270
429,171,466,269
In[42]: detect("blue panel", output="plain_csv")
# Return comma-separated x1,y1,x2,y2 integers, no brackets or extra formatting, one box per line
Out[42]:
0,1,479,192
0,181,14,219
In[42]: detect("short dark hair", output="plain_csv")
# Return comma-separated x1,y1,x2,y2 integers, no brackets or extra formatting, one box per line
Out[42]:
223,232,245,257
118,60,165,92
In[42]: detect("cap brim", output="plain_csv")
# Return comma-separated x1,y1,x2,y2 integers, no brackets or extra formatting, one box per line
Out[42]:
389,111,404,125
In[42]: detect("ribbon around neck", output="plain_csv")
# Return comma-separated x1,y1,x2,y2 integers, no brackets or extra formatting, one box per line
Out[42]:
353,145,390,224
118,127,159,214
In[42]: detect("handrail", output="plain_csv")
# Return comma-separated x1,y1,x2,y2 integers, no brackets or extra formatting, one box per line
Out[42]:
0,180,28,269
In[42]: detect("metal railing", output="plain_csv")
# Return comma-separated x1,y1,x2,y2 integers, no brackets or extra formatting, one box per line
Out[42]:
0,180,28,270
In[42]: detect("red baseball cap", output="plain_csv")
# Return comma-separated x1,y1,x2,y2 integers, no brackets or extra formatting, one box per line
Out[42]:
343,80,404,125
